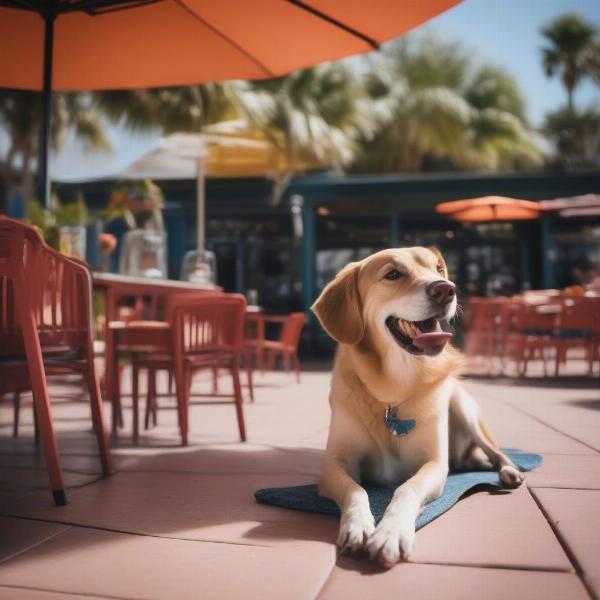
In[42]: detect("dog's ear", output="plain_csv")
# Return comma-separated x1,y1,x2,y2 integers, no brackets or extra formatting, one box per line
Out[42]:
428,245,447,275
311,262,364,345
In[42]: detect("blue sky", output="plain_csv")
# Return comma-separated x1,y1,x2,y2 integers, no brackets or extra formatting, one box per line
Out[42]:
2,0,600,181
426,0,600,125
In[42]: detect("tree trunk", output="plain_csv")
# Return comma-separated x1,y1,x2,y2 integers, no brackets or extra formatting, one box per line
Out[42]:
20,138,35,204
567,86,574,112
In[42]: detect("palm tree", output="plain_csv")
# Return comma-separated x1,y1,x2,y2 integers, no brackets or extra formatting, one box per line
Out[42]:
0,90,108,205
93,83,237,134
232,63,364,172
351,36,541,173
544,107,600,169
542,14,598,111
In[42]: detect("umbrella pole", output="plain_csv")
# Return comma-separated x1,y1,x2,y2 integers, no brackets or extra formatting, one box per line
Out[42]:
38,8,55,209
195,157,206,252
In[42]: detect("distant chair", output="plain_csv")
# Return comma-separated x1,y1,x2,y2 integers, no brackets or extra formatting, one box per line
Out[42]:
554,297,599,376
250,313,305,382
501,300,560,376
0,216,112,506
131,294,248,445
464,298,499,360
101,279,222,434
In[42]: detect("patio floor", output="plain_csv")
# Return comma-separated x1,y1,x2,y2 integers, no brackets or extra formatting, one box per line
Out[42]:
0,363,599,600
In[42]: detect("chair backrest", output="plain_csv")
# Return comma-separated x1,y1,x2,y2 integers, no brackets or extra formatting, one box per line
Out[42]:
171,293,247,357
279,312,305,349
112,286,222,323
559,297,598,334
0,216,93,355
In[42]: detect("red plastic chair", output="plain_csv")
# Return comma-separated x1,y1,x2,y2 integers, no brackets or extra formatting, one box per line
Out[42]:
464,298,500,360
102,283,221,434
131,294,248,445
123,290,224,443
256,313,305,382
501,300,560,376
554,297,598,376
0,216,112,505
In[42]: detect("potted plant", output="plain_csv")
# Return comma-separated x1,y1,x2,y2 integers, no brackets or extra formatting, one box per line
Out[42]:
57,194,89,260
27,194,89,260
106,180,168,279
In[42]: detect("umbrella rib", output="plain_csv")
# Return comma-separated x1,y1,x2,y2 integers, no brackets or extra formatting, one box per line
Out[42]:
174,0,275,79
283,0,379,50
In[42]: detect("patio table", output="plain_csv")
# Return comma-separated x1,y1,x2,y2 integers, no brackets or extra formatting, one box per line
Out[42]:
93,273,219,434
93,273,262,435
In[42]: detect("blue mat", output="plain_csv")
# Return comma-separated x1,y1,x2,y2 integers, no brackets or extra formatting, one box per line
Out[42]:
255,450,541,528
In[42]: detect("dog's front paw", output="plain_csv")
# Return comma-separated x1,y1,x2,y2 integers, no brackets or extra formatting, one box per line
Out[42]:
366,518,415,568
337,510,375,554
500,465,525,488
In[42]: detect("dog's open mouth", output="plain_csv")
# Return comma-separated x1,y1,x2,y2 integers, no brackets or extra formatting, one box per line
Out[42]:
385,316,453,356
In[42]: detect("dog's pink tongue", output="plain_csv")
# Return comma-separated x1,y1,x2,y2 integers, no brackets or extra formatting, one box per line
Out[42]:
412,331,453,351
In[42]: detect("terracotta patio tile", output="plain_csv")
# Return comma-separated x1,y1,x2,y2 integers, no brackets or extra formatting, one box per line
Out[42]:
0,586,111,599
0,466,102,495
526,454,600,489
468,380,600,452
0,527,335,600
115,443,325,476
412,486,571,571
464,381,596,455
532,488,600,597
0,465,338,548
318,559,589,600
0,517,69,564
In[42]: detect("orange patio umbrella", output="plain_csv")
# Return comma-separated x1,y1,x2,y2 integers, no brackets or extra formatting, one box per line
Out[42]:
0,0,461,208
436,195,542,222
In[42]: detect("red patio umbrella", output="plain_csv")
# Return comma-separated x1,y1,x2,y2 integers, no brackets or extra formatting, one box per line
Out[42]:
0,0,461,207
436,195,542,222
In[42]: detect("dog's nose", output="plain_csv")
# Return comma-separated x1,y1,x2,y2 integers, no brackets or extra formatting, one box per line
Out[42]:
427,280,456,306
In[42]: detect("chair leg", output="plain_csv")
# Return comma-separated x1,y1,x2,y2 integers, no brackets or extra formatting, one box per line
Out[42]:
212,365,219,394
231,359,246,442
555,343,564,377
168,370,174,395
17,292,66,505
13,392,20,438
132,362,139,444
283,351,291,374
174,364,188,446
257,346,265,373
33,404,40,448
111,364,124,434
144,368,154,430
152,369,159,426
85,348,113,476
246,357,254,402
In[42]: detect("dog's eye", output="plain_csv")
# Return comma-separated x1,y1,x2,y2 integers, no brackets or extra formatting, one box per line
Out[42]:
437,263,446,275
384,269,402,281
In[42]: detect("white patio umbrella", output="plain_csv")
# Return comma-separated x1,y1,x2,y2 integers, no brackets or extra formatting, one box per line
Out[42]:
121,120,320,253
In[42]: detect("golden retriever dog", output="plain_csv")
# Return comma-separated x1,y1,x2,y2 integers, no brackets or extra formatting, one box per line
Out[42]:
311,247,523,568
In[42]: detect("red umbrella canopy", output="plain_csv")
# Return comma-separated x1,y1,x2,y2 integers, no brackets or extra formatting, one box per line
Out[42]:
1,0,461,91
436,196,542,222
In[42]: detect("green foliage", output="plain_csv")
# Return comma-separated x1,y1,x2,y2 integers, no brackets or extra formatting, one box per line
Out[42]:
0,90,110,202
351,35,541,173
55,194,89,227
542,14,599,109
106,179,164,230
235,63,363,169
26,194,89,248
93,84,236,134
544,107,600,169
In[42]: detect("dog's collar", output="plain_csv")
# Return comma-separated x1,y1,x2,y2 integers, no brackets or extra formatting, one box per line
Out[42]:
385,406,416,436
